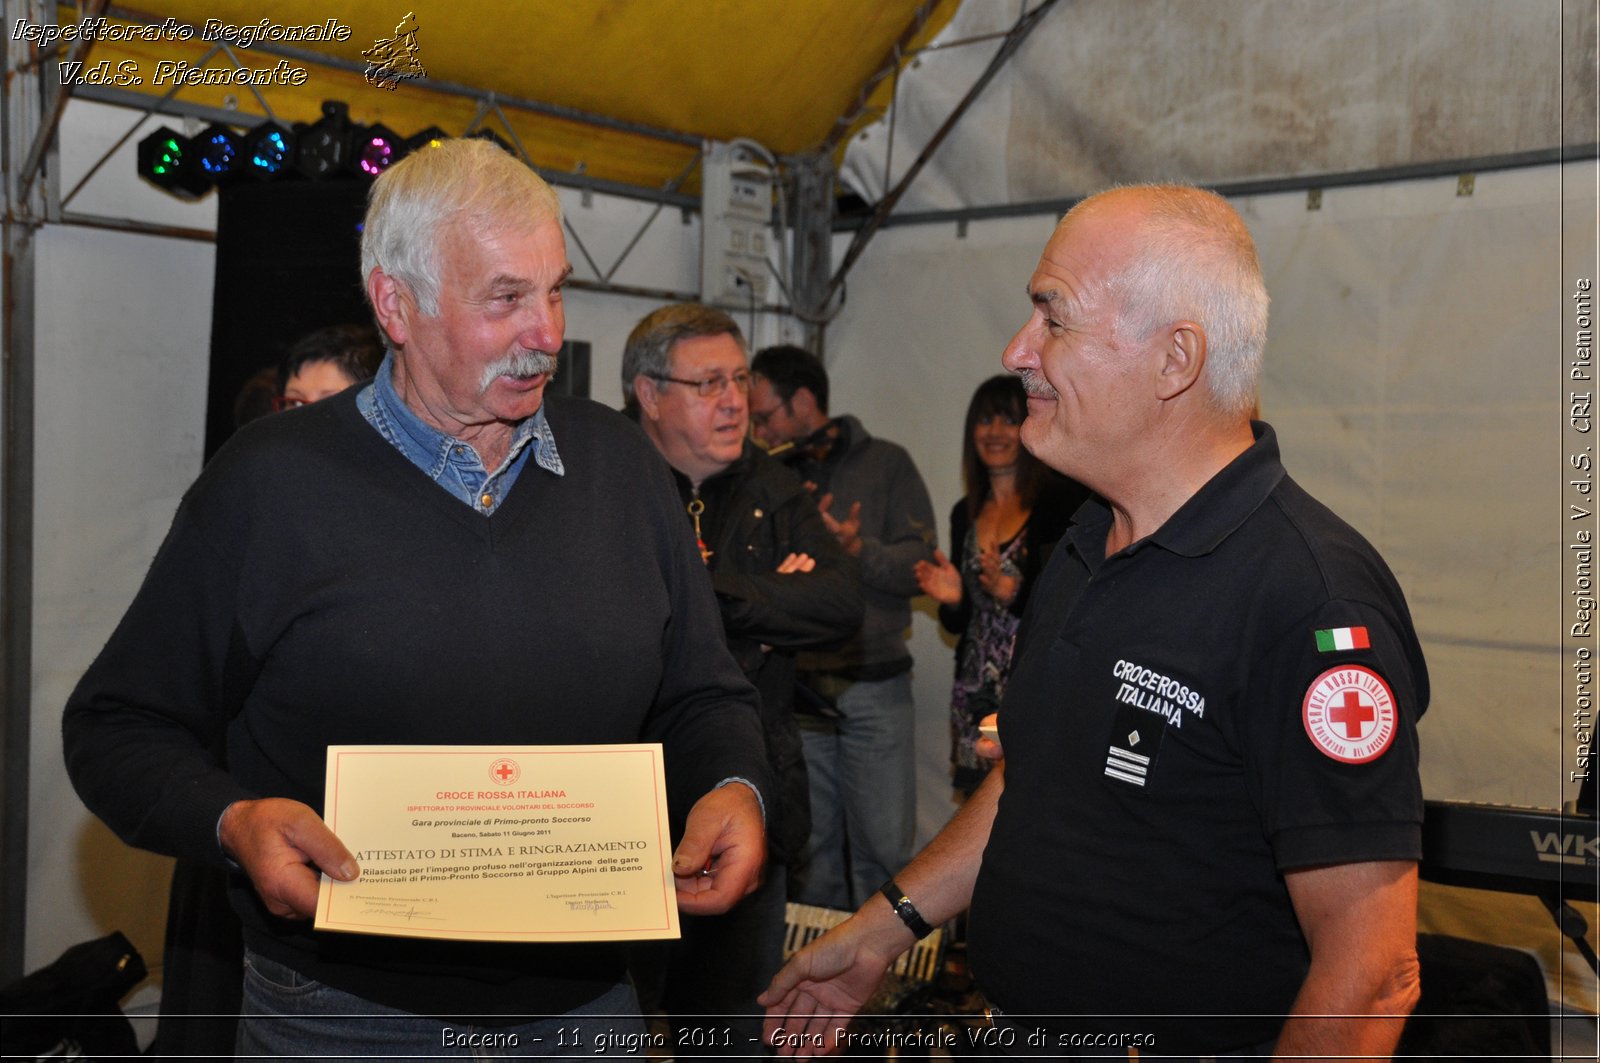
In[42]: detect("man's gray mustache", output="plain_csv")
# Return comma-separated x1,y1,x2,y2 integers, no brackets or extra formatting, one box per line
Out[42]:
1018,370,1057,399
481,350,558,390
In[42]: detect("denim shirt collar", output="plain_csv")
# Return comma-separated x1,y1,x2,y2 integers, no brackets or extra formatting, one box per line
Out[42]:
357,351,564,512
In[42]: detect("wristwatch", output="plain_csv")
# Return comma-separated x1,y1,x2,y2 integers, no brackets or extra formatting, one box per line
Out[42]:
879,878,935,939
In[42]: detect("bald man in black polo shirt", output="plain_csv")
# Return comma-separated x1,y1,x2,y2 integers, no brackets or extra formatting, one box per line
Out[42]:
761,185,1427,1059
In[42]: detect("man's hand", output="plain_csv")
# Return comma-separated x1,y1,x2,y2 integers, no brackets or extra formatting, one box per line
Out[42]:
913,549,962,605
817,494,863,557
759,771,1003,1056
775,552,817,574
219,797,358,919
759,908,911,1057
673,782,766,915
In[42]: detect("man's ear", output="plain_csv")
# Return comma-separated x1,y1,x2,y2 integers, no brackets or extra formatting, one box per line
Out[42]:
1155,321,1207,401
367,269,412,347
633,375,661,420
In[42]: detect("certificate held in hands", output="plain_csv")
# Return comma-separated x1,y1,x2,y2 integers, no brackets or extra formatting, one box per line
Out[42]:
315,745,680,943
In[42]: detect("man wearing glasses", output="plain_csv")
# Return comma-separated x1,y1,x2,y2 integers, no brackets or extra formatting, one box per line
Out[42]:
624,304,864,1057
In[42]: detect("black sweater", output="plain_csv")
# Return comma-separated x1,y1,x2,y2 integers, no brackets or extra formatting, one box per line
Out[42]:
63,389,771,1019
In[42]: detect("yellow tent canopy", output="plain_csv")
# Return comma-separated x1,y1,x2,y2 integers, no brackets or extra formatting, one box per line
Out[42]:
63,1,961,194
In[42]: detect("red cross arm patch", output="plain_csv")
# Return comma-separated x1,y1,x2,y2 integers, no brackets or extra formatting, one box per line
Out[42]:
1302,665,1398,763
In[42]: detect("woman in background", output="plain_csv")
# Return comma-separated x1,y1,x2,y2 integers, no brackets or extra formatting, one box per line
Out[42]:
914,374,1088,794
234,324,385,431
274,322,384,411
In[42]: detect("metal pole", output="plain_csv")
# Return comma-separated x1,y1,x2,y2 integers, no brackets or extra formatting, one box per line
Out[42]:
827,0,1059,300
817,0,942,156
15,0,108,207
1,0,49,983
786,151,836,356
829,145,1597,231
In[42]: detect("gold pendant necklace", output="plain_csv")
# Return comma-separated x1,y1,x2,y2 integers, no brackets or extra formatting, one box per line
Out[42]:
687,497,713,564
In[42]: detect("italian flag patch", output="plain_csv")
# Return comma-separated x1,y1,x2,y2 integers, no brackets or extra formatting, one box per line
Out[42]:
1315,626,1370,652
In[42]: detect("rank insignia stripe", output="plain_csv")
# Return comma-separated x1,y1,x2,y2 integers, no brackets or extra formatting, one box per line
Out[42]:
1105,704,1165,787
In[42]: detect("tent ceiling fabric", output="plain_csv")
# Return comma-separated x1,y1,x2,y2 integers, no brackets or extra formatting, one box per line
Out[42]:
71,1,959,192
843,0,1597,212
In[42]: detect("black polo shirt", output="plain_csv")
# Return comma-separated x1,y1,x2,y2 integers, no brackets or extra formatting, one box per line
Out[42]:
967,422,1428,1053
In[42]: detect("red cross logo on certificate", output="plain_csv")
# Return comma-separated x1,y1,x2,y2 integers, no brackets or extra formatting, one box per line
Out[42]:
1302,665,1397,763
488,757,521,786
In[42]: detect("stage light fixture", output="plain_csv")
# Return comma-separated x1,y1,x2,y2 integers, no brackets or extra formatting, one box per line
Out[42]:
404,126,448,153
137,126,211,198
196,124,245,183
242,122,296,180
295,100,356,180
132,109,545,198
355,123,405,177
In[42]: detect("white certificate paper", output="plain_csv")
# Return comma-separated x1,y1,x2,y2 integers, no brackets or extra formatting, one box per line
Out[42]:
315,745,680,942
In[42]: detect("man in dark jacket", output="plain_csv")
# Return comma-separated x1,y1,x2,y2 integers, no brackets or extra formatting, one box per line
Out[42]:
749,346,937,911
625,304,864,1056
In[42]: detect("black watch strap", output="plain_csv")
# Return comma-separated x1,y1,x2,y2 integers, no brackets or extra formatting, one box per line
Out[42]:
879,878,934,939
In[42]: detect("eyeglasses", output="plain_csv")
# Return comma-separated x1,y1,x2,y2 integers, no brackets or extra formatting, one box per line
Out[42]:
649,370,752,398
750,402,787,428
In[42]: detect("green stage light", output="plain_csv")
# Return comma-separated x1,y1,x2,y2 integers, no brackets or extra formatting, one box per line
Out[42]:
137,126,211,198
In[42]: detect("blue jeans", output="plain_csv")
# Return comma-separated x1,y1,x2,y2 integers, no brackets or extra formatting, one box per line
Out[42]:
792,672,916,910
237,950,648,1058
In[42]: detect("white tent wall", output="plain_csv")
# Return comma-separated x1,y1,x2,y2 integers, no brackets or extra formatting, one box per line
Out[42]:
27,220,214,990
843,0,1593,209
26,104,219,988
824,158,1598,1005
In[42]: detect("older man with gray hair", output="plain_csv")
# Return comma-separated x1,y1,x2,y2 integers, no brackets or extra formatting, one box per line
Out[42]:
622,303,863,1058
762,185,1428,1058
64,138,771,1057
